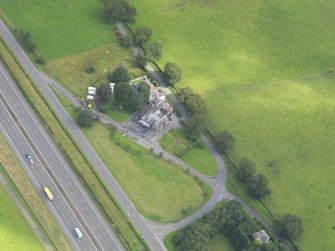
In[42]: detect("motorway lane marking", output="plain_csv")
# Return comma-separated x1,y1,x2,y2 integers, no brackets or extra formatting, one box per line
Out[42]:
0,123,84,251
0,94,98,251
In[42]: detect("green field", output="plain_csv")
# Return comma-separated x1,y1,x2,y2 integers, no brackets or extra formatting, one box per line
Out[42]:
128,0,335,250
160,128,217,176
0,0,116,59
55,92,211,222
0,178,44,251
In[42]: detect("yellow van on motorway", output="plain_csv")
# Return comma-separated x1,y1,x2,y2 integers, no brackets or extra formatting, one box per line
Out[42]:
42,185,54,201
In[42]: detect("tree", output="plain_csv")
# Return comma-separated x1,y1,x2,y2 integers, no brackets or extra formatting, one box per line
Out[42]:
129,82,150,111
145,42,163,61
135,52,148,68
214,130,235,153
108,66,131,84
97,83,111,102
104,0,136,23
237,158,256,183
77,110,94,127
278,214,303,239
133,27,152,46
164,62,182,86
114,82,132,108
18,31,36,53
184,118,201,142
179,87,207,123
248,174,271,199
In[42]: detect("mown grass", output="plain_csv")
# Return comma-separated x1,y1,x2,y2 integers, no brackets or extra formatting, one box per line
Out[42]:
0,39,146,250
129,1,335,250
160,128,217,176
44,43,143,98
101,95,134,122
208,234,234,251
0,135,69,251
0,171,44,251
0,0,116,59
56,92,211,222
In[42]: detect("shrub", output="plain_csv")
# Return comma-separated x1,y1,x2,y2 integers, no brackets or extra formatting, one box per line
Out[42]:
85,65,95,74
77,110,94,127
35,56,46,65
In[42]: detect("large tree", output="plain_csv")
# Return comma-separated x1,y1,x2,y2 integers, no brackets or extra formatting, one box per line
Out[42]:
145,42,163,61
248,174,271,199
104,0,136,23
133,27,152,46
278,214,303,239
108,66,131,84
164,62,182,86
114,82,133,108
97,83,111,102
179,87,206,123
77,110,94,127
237,158,256,183
184,118,201,142
129,82,150,111
214,130,235,154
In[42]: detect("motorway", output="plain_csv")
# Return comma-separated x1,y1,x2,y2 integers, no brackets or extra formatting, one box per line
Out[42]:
0,61,124,251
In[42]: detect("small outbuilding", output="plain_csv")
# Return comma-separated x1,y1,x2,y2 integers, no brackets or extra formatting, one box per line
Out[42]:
88,86,96,92
87,95,94,100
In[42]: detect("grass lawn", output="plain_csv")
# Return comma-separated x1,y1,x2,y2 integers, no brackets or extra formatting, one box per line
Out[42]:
0,0,116,60
160,128,217,176
208,234,234,251
128,1,335,250
0,174,44,251
44,43,142,98
101,95,134,122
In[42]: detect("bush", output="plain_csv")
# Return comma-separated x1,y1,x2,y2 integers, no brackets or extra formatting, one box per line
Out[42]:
85,65,95,74
77,110,94,127
35,56,46,65
108,66,131,84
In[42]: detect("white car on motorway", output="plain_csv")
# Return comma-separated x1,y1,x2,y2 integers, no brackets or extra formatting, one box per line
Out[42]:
26,154,34,164
74,228,83,238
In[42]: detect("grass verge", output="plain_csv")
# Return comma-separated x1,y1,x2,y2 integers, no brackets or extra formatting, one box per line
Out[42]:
0,135,68,251
0,38,147,250
54,90,212,222
160,128,217,176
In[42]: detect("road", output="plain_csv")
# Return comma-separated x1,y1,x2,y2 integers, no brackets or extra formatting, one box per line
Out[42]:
0,18,165,251
0,61,124,250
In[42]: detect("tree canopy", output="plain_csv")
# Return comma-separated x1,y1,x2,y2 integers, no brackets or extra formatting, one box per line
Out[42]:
278,214,303,239
248,174,271,199
77,110,94,127
145,42,163,62
104,0,136,23
97,83,111,102
164,62,182,86
237,158,256,183
214,130,235,153
108,66,131,84
133,27,152,46
114,82,133,108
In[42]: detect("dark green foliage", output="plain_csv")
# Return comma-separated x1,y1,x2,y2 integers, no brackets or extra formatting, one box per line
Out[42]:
164,62,182,86
114,82,133,108
237,157,256,183
17,30,36,53
184,118,201,142
118,34,131,47
137,82,150,101
179,87,207,123
214,130,235,153
104,0,136,23
248,174,271,199
145,42,163,61
129,82,150,111
135,52,148,68
35,56,46,65
77,110,94,127
173,200,268,251
85,65,95,74
97,83,111,102
108,66,131,84
278,214,303,239
133,27,152,46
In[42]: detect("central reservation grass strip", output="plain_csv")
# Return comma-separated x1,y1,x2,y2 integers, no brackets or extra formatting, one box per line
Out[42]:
0,134,68,251
0,39,146,250
160,128,217,176
54,90,212,222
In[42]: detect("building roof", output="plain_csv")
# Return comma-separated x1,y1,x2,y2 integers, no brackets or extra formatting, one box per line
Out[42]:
252,229,270,244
